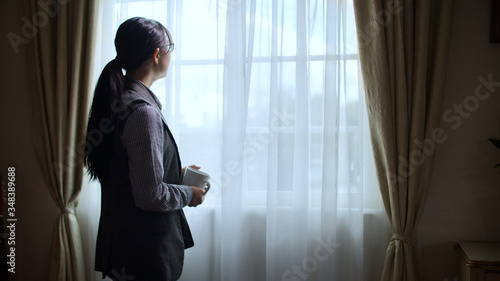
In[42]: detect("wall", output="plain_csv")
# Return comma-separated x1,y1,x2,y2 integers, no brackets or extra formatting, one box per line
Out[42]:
0,1,60,281
418,0,500,280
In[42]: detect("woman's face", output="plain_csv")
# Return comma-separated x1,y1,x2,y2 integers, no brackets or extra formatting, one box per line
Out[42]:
157,47,171,79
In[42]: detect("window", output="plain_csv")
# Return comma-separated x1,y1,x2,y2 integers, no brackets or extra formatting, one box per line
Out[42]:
81,1,385,280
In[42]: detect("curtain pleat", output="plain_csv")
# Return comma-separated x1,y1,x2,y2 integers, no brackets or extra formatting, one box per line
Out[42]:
352,1,454,280
23,0,99,280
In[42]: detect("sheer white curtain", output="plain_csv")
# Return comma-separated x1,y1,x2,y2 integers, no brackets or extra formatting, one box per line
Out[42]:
78,1,389,280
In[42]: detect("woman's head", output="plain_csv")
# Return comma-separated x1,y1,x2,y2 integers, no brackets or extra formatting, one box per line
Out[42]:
85,17,173,181
115,17,173,73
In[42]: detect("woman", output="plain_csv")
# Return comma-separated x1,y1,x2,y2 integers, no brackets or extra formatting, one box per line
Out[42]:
84,17,205,281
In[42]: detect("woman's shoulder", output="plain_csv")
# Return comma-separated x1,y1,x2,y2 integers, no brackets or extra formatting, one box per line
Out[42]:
121,104,163,137
121,77,160,109
129,104,162,121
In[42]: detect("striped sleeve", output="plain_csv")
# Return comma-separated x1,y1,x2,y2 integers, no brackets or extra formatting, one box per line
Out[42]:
121,105,193,212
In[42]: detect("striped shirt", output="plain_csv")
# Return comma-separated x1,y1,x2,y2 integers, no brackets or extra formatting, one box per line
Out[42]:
122,103,193,212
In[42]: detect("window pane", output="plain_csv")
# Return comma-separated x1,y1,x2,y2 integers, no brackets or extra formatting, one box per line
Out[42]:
308,0,326,56
180,0,220,60
345,60,360,126
279,0,297,56
278,62,296,127
345,0,358,54
310,61,325,127
247,63,271,127
178,65,220,128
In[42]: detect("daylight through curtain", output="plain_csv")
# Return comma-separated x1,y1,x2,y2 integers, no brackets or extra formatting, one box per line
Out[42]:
78,1,389,280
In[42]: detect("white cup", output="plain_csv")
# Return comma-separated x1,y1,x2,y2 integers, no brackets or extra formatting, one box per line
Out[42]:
182,167,211,194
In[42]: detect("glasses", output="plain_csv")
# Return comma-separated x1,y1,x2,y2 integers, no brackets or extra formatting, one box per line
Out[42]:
165,43,174,53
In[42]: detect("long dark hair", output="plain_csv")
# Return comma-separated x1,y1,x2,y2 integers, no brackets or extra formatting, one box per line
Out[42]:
84,17,172,181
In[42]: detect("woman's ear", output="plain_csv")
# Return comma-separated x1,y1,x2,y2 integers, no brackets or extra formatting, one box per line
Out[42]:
153,48,160,64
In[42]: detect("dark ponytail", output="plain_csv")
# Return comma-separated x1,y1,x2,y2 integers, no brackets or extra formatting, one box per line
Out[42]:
84,17,172,181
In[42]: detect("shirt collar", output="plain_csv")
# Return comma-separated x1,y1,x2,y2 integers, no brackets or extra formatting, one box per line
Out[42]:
124,76,163,110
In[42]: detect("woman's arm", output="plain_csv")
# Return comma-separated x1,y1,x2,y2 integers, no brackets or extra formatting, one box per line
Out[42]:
122,105,195,212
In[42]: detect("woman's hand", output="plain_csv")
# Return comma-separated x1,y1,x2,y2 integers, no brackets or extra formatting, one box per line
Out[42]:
183,165,204,206
189,186,205,207
180,165,200,184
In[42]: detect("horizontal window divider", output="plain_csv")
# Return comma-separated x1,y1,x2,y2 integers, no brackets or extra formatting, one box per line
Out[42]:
243,125,363,133
175,125,363,134
172,54,358,66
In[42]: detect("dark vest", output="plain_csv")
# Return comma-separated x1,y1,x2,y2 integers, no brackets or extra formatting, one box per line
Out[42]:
94,77,194,281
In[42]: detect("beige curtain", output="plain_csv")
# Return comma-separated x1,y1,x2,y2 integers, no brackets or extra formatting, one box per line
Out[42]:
23,0,99,280
353,1,454,280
